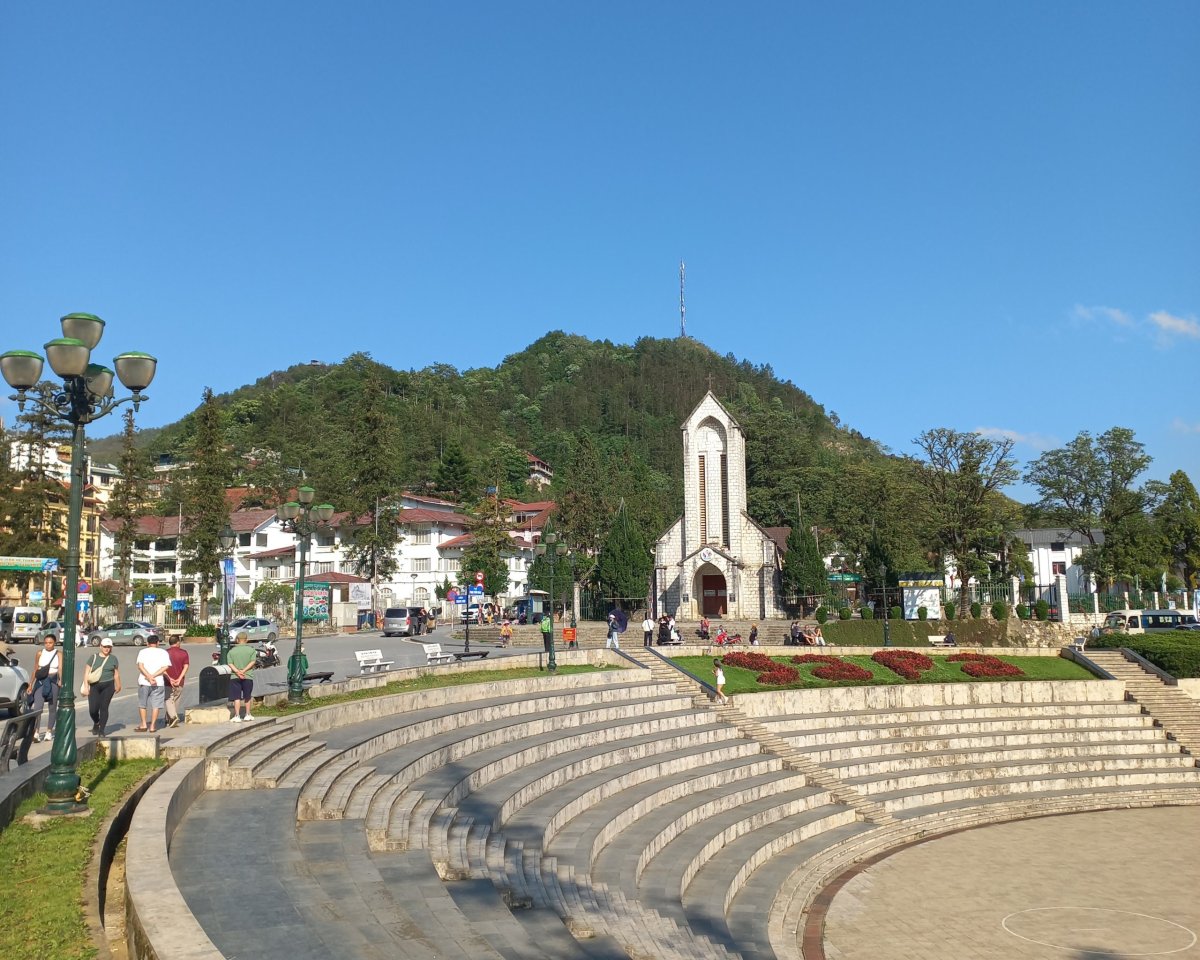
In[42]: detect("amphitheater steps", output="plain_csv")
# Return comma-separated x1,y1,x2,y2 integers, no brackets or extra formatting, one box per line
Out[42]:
761,699,1150,732
823,745,1194,779
1082,651,1200,753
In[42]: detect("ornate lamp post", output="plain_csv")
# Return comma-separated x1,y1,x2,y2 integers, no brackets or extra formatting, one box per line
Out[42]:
2,314,156,813
276,488,334,705
216,526,236,665
879,564,891,648
535,532,569,673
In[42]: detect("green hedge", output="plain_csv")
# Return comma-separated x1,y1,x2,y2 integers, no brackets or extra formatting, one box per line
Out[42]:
823,619,1010,647
184,624,217,637
1087,634,1200,678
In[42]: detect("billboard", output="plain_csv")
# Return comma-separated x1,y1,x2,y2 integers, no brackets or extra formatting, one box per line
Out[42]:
301,582,331,621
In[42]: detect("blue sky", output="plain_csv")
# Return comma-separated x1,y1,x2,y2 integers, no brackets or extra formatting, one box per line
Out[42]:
2,2,1197,500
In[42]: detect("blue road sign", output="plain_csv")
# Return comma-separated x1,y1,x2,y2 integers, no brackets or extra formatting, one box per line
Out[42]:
467,585,484,596
144,594,157,602
453,595,467,604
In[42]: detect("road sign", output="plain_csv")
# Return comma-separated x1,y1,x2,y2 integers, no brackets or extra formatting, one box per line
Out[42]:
453,595,467,605
29,590,44,602
77,599,91,612
446,589,459,602
474,571,485,585
144,594,157,602
467,585,484,597
78,580,90,594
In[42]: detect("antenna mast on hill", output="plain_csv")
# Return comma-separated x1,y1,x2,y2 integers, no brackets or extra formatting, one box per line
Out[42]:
679,260,687,338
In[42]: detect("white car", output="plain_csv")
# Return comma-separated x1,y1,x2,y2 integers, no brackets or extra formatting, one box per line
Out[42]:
0,647,31,717
226,617,280,643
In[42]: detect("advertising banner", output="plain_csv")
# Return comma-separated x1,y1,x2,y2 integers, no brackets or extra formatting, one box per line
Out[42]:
301,582,331,621
349,583,372,609
222,558,236,617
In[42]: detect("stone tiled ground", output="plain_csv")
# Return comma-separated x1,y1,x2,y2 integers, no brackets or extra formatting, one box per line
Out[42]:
822,806,1200,959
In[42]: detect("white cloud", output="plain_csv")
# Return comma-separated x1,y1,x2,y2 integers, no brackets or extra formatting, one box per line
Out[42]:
974,427,1057,451
1171,418,1200,435
1149,310,1200,340
1072,304,1133,327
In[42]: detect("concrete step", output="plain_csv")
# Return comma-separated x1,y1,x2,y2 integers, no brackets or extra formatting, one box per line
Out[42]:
762,700,1146,731
783,718,1159,751
800,735,1185,766
826,746,1193,779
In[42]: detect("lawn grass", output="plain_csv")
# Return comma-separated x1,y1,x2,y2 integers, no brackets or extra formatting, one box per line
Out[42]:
0,755,164,960
673,654,1094,694
255,663,625,717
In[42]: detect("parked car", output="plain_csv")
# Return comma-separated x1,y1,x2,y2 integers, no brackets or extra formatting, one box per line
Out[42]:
226,617,280,643
3,606,45,642
460,603,484,625
87,621,160,647
0,647,30,717
382,607,425,638
35,620,64,645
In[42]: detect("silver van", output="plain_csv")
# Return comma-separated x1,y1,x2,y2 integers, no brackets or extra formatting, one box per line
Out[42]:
1100,608,1197,635
8,606,44,642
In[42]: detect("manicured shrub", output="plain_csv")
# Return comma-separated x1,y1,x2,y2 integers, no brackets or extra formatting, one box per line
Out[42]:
721,652,775,672
1035,598,1049,621
1016,603,1030,620
815,606,829,624
838,607,852,621
917,606,928,621
756,666,800,685
970,601,982,620
871,649,934,680
991,601,1008,621
185,624,217,637
944,602,956,621
860,606,874,620
948,652,1024,678
890,606,903,621
812,660,873,682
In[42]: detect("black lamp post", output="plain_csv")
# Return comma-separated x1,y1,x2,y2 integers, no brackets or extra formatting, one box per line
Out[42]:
276,488,334,705
216,526,236,665
535,533,569,672
879,564,891,648
2,315,156,813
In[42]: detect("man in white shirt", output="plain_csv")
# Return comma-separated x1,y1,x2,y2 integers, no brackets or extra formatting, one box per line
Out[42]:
135,635,172,732
642,615,655,647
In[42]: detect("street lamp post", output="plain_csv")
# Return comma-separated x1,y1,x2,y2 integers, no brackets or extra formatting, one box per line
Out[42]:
535,533,569,673
2,314,156,813
879,564,891,648
216,526,236,665
276,488,334,705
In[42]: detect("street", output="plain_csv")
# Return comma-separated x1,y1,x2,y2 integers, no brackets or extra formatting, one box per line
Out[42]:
13,625,529,755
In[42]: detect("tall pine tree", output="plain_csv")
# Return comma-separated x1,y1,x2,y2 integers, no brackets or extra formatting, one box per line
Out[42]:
595,501,652,604
781,515,827,600
179,388,233,618
459,492,512,597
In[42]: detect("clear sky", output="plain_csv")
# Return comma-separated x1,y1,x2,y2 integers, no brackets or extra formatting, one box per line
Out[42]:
2,2,1196,500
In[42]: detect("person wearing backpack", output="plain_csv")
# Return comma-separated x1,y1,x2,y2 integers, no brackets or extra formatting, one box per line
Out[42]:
81,638,122,736
29,633,61,742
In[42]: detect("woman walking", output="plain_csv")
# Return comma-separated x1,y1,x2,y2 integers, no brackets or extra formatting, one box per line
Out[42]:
82,638,121,735
29,633,62,742
713,659,729,704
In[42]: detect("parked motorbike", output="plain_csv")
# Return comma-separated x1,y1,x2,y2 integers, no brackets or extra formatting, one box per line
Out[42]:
211,640,280,669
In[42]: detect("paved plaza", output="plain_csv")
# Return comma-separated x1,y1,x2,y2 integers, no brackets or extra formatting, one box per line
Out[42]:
822,806,1200,960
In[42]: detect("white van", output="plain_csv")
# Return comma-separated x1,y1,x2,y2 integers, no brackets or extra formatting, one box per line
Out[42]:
9,606,45,642
1099,609,1197,636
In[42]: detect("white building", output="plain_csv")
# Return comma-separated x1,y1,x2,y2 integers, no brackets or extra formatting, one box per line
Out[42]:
1013,527,1101,593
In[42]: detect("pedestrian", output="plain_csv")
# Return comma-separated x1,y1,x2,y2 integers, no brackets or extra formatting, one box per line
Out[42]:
642,613,655,647
499,619,513,647
135,635,171,732
698,616,710,641
164,634,190,728
713,659,729,704
748,624,759,646
539,613,552,653
82,638,120,736
789,621,801,646
657,615,671,646
28,633,62,742
227,630,257,722
605,613,621,650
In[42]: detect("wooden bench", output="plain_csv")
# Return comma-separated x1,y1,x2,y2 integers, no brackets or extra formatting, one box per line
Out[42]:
355,649,395,674
927,634,953,647
453,650,489,661
423,643,454,665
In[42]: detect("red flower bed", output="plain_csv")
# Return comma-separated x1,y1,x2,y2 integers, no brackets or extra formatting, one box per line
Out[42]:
952,654,1025,678
812,661,873,682
946,652,989,661
756,666,801,685
871,649,934,680
721,652,776,673
791,654,842,665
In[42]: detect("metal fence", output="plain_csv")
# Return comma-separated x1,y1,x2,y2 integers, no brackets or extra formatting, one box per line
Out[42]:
579,590,648,621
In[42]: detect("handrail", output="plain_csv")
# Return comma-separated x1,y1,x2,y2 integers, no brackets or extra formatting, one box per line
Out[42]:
1120,646,1178,686
643,645,720,699
1062,646,1117,680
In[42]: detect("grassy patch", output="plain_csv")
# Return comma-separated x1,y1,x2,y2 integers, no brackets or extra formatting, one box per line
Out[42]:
0,755,163,960
674,654,1093,694
255,663,625,717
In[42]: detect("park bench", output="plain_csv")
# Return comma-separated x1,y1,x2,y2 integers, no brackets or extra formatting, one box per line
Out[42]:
1068,636,1088,652
423,643,455,666
454,650,489,661
927,635,952,647
355,649,395,674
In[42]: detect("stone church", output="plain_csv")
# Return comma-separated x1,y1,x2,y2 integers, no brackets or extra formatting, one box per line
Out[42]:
654,391,783,621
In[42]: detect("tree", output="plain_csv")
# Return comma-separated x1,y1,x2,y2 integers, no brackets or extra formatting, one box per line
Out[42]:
459,492,512,597
179,388,233,619
912,428,1020,612
781,515,827,600
555,433,611,561
342,363,404,598
1153,471,1200,589
434,442,474,501
107,408,151,616
251,580,294,608
479,438,531,500
594,502,653,603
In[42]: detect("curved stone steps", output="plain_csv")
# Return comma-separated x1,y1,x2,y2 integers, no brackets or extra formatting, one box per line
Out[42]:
274,744,336,789
761,699,1148,732
204,722,304,789
781,713,1159,748
800,734,1185,766
826,745,1193,779
893,780,1200,822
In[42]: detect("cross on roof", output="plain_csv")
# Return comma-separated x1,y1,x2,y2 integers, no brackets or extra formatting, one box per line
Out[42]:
706,373,715,391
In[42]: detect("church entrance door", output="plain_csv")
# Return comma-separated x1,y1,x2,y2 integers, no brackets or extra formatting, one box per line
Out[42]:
701,573,727,617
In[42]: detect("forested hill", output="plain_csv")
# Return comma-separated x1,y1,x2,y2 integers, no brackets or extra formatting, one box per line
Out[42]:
88,333,920,564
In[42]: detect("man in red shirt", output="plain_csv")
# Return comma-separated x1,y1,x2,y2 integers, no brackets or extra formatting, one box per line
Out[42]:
164,634,191,729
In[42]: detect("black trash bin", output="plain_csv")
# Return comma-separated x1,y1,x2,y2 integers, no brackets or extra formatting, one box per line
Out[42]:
198,664,232,706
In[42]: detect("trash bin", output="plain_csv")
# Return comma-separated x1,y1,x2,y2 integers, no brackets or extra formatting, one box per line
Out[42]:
198,664,232,706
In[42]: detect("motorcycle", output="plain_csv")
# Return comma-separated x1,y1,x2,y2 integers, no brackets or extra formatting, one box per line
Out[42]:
211,639,280,669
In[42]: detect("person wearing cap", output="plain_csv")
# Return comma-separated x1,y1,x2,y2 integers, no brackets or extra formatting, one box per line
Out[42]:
83,639,121,736
135,634,171,732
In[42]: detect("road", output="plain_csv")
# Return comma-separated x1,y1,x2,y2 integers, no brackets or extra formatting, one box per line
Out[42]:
12,625,528,756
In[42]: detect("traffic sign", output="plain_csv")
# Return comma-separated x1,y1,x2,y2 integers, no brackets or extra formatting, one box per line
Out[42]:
453,595,467,605
30,590,44,602
144,594,157,602
474,571,485,585
78,580,90,594
77,599,91,612
446,589,459,602
467,585,484,596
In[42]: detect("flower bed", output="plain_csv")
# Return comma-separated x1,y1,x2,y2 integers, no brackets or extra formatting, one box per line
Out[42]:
948,652,1025,678
756,666,801,685
871,649,935,680
721,652,776,673
791,654,842,665
811,660,873,682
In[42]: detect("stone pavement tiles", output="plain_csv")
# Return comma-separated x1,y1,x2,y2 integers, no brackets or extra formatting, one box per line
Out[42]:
170,789,625,960
822,806,1200,959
